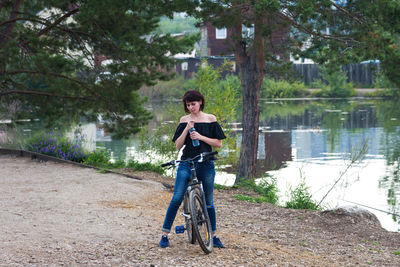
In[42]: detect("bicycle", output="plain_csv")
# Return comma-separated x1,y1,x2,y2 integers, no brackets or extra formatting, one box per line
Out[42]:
161,151,218,254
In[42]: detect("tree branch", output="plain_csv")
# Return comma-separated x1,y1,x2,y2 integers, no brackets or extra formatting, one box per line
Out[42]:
329,0,365,25
0,17,46,28
3,69,103,100
20,6,80,47
5,69,85,84
277,11,360,44
0,89,92,101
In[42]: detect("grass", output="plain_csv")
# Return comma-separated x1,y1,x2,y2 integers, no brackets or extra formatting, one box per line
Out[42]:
126,160,164,174
285,180,321,210
234,177,279,205
214,184,230,190
234,194,274,203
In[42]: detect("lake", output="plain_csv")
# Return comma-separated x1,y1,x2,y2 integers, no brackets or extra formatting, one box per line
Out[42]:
1,98,399,232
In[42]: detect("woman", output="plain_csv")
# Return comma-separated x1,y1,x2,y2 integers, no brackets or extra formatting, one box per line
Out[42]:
159,90,226,248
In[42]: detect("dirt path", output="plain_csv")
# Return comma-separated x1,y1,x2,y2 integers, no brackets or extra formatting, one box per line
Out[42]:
1,155,399,266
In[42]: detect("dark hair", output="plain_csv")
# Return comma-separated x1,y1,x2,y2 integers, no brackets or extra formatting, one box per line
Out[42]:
182,90,205,113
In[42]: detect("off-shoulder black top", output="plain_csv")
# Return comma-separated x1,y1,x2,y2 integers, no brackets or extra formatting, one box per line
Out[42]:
172,122,226,160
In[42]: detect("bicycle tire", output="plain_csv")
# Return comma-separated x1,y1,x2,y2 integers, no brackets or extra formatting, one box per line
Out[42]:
190,188,213,254
183,193,196,244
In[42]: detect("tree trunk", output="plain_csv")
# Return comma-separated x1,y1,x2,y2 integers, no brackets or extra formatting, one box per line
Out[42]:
0,0,23,49
236,56,262,182
234,16,265,183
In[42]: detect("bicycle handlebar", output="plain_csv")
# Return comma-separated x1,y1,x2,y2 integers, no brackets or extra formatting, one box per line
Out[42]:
161,151,218,168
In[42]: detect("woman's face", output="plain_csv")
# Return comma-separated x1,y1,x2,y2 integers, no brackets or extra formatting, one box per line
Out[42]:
186,101,202,114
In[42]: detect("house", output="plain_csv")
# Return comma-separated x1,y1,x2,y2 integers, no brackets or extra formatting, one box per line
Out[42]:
175,19,290,78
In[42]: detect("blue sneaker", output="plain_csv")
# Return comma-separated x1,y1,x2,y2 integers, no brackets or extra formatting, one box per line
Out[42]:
159,235,169,248
213,236,225,248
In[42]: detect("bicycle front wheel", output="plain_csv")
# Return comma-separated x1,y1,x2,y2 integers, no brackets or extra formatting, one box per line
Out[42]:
190,189,213,254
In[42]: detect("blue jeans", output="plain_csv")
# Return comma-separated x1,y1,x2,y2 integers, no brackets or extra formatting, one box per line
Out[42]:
162,161,217,234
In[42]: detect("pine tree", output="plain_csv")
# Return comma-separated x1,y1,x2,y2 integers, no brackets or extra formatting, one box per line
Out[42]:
0,0,198,138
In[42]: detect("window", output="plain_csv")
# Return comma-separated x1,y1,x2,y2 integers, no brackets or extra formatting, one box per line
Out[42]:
215,28,227,39
230,61,236,72
242,24,254,39
181,62,188,71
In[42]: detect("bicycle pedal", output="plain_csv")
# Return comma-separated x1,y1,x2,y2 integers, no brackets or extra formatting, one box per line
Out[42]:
175,225,185,234
180,212,191,219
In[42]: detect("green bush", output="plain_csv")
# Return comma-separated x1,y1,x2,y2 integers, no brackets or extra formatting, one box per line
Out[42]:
367,71,400,98
374,70,397,89
82,149,111,167
285,181,320,210
366,88,400,98
82,150,127,169
139,119,180,162
195,61,241,167
312,67,357,98
261,79,306,98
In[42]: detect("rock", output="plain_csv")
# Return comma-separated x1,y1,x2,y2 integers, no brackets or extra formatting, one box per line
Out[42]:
322,205,381,226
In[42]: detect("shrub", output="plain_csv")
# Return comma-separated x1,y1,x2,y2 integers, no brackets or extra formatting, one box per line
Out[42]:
138,99,183,163
312,67,357,98
285,181,320,210
374,70,397,90
194,61,241,167
25,131,86,162
82,149,111,167
261,79,306,98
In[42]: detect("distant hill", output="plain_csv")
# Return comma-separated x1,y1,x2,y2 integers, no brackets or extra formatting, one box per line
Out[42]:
154,15,200,34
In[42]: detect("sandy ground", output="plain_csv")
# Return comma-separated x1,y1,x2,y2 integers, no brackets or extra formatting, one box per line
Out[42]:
1,155,400,267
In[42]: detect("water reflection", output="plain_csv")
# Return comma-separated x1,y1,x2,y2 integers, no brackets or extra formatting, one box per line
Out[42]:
257,99,400,232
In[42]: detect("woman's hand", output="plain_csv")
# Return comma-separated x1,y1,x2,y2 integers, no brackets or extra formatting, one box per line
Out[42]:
189,130,202,140
186,120,195,130
190,131,222,148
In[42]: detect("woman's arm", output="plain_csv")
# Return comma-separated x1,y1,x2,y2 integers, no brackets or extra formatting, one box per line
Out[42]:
174,120,194,150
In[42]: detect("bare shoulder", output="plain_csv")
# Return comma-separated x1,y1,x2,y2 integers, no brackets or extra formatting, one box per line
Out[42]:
179,115,190,123
206,113,217,122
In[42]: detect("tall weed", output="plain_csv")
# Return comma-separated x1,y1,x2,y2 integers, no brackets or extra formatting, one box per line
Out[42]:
285,180,320,210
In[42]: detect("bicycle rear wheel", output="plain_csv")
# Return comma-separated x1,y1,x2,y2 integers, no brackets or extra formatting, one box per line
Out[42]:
183,193,196,244
190,189,213,254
